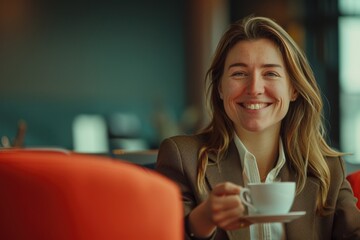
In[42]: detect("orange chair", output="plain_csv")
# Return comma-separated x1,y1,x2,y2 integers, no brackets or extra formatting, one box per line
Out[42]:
347,170,360,209
0,148,183,240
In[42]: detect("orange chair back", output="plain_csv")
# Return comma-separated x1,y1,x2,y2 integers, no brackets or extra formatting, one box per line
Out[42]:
0,149,183,240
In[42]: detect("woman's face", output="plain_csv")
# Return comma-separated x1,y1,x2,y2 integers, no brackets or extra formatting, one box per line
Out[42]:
219,38,297,136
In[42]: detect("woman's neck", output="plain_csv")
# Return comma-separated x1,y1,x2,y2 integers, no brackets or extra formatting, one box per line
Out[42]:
238,129,280,180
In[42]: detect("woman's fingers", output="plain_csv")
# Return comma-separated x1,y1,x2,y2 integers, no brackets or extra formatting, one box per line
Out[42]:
212,182,241,196
206,182,251,230
211,194,244,212
212,205,251,230
212,200,245,225
221,219,252,230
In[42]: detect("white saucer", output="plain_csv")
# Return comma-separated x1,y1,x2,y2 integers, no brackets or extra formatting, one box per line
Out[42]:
241,211,306,223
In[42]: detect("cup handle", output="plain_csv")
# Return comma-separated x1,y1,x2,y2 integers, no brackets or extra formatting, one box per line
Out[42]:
239,188,257,212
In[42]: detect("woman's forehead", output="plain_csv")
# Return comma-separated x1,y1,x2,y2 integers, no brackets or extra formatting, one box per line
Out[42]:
224,39,285,68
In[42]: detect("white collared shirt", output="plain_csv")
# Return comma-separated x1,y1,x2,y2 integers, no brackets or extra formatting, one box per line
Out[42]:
234,134,286,240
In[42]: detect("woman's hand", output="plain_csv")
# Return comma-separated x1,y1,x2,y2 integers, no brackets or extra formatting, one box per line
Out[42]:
188,182,251,238
206,182,251,230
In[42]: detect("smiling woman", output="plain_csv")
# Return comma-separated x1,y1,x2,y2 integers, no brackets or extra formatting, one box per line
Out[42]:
219,39,297,136
155,15,360,240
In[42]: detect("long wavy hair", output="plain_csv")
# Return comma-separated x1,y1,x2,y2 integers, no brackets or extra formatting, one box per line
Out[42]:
197,16,343,214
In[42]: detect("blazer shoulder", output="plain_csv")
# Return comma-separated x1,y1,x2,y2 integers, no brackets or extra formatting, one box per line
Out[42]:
158,134,208,170
325,156,346,178
162,133,207,150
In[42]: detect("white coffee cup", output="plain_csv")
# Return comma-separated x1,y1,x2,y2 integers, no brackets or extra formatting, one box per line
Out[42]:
239,182,296,215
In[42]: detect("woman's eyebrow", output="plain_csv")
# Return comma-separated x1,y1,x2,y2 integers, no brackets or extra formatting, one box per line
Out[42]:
261,63,283,68
227,63,247,69
227,63,283,69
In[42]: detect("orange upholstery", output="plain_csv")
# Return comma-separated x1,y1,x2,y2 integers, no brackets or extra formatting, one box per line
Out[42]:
0,149,183,240
347,170,360,209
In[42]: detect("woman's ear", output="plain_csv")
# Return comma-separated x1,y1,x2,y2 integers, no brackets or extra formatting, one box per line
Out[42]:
291,89,298,101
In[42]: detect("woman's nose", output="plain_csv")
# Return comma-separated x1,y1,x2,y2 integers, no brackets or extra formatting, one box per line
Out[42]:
246,74,264,96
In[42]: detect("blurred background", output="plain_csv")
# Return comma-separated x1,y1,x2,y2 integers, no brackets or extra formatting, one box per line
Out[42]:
0,0,359,164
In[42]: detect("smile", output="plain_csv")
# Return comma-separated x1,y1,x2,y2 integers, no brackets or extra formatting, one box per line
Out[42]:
241,103,268,110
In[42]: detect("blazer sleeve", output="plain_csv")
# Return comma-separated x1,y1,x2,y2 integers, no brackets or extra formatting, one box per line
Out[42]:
155,137,198,216
331,157,360,239
155,137,220,240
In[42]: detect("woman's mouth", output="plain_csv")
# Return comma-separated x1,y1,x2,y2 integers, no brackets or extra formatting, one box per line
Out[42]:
241,103,269,110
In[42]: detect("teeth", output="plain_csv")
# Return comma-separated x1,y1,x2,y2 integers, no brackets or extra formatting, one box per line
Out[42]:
244,103,265,110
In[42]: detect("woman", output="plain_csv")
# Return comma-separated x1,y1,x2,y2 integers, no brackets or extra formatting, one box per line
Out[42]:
156,16,360,240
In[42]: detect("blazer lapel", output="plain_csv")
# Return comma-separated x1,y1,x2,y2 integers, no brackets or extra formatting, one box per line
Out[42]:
204,146,319,240
205,141,250,240
205,141,244,190
280,163,318,239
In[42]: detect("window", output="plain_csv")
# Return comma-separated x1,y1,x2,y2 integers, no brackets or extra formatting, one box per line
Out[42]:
339,0,360,163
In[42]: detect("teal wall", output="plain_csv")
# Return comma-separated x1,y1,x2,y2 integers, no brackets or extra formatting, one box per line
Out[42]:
0,0,186,149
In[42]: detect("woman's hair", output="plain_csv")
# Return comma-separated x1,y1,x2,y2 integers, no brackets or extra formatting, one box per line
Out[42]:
197,15,343,214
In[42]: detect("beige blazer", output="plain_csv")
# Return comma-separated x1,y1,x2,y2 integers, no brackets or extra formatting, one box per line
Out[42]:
156,134,360,240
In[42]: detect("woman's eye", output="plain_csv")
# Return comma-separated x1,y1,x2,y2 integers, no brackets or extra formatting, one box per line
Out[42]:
265,72,279,77
232,72,247,77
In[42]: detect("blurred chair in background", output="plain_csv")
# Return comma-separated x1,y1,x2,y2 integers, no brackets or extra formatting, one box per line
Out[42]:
107,113,149,152
72,113,148,154
0,149,183,240
347,170,360,209
113,149,158,169
107,113,156,168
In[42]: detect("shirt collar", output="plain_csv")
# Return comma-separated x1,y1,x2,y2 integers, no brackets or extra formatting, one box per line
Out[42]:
233,133,286,183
